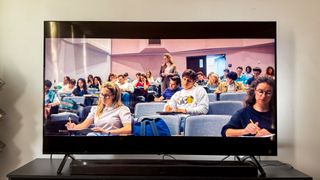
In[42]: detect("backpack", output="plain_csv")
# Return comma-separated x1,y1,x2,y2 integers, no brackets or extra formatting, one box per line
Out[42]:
133,118,171,136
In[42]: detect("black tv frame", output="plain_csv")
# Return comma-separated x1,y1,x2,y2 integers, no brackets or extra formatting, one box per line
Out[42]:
43,21,277,156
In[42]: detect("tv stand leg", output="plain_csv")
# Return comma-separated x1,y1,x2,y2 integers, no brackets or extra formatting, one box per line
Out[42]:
57,154,75,174
249,156,266,177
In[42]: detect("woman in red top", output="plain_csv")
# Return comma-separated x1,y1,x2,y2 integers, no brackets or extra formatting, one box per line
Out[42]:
135,74,150,97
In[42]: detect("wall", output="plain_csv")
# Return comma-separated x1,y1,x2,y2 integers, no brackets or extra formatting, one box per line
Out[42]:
111,44,274,79
0,0,319,179
111,39,274,78
45,38,274,82
45,39,111,83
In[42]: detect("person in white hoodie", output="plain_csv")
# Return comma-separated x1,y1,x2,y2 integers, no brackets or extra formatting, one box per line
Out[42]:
164,69,209,115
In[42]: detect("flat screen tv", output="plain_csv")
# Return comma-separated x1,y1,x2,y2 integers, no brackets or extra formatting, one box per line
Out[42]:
43,21,277,156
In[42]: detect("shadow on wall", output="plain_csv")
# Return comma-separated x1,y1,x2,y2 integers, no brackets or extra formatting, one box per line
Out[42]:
0,60,33,179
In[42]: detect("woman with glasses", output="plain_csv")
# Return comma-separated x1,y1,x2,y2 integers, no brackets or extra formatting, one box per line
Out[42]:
221,76,275,137
65,82,132,135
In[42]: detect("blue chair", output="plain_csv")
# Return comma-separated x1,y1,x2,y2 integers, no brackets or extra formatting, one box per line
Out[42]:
219,92,247,101
184,115,231,136
78,106,93,122
134,102,166,119
137,115,181,136
63,96,85,105
208,93,217,102
57,92,72,100
208,101,243,115
88,88,99,95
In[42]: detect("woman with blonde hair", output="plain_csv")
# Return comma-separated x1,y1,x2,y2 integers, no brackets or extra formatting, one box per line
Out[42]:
65,82,132,135
159,53,178,93
146,70,155,85
206,72,220,93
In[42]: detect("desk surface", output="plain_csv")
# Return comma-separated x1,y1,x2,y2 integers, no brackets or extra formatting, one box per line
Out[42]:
7,158,312,180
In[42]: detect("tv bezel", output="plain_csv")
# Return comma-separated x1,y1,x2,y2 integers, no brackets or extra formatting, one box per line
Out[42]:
43,21,277,156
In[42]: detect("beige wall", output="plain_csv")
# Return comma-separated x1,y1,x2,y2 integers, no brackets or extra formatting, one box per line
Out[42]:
0,0,320,179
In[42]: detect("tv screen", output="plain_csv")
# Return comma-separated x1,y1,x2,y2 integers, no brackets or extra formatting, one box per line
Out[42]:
43,21,277,155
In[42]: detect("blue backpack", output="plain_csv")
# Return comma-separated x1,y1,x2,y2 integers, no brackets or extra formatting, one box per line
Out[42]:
133,118,171,136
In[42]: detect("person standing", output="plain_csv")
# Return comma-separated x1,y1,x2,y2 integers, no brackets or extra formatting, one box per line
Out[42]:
159,53,177,93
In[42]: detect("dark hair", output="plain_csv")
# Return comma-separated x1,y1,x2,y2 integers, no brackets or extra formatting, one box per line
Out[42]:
226,71,238,81
118,74,124,79
76,78,87,91
93,76,102,85
69,79,76,85
223,69,230,73
108,73,117,81
196,71,204,76
245,76,275,112
170,75,181,86
64,76,71,81
266,66,275,76
245,66,252,73
123,72,129,77
44,80,52,88
87,74,94,83
236,66,243,71
182,69,197,81
253,67,262,73
139,74,149,83
136,72,141,76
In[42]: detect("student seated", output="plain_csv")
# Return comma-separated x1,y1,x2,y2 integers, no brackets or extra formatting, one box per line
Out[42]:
206,72,220,93
215,71,246,93
116,74,134,107
221,76,275,137
246,67,262,86
65,82,132,136
72,78,88,96
196,71,207,86
154,75,182,102
134,73,150,101
164,69,209,115
58,78,76,94
44,80,60,120
90,76,102,90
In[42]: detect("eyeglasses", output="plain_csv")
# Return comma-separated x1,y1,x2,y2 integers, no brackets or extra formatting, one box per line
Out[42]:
100,93,113,99
255,89,273,97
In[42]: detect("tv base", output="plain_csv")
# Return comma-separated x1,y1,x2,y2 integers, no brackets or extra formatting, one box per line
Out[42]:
69,159,259,177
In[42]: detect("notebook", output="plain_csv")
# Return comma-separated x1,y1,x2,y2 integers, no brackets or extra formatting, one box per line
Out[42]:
156,111,183,115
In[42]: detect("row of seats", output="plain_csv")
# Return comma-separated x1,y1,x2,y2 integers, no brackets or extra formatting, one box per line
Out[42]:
137,114,231,136
134,101,243,119
46,93,245,136
208,92,247,102
46,112,231,137
58,92,247,107
56,93,246,118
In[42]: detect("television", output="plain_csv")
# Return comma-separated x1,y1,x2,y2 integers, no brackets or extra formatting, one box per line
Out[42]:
43,21,277,157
